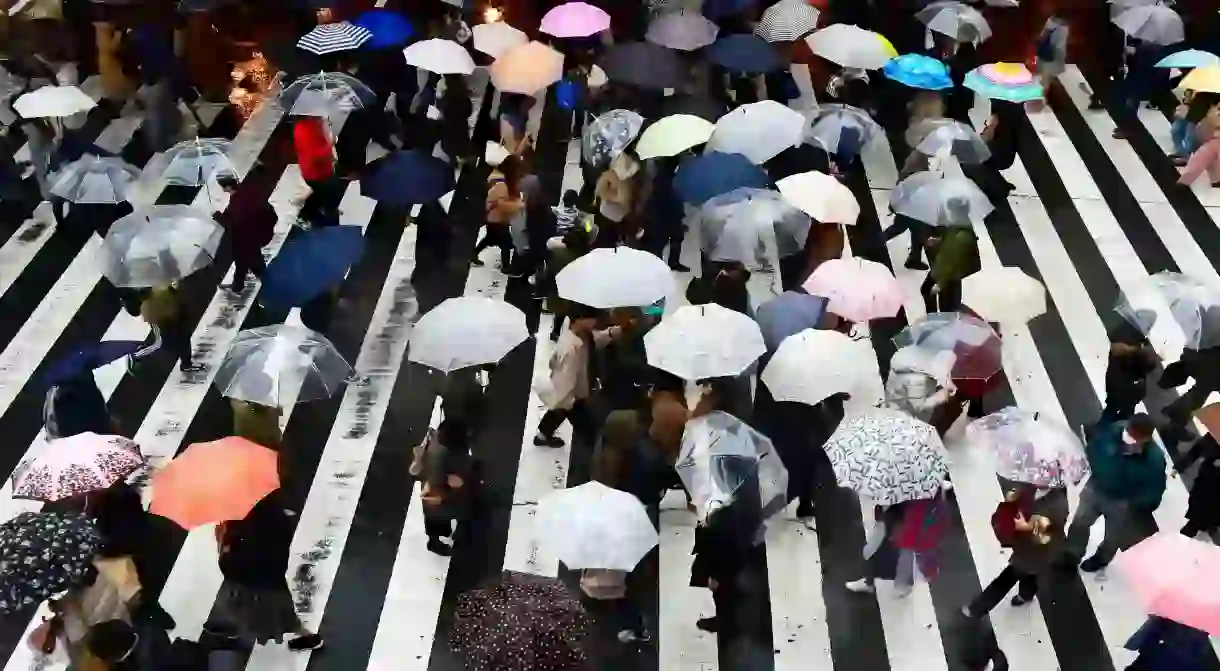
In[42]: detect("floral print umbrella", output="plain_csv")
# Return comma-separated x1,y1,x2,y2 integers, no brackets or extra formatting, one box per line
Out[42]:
449,571,592,671
0,512,101,613
967,407,1089,489
11,433,145,502
824,408,950,506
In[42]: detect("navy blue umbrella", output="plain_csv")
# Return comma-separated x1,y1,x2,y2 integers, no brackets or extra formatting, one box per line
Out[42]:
361,150,454,206
707,34,785,74
755,292,829,351
354,10,415,49
674,152,770,205
702,0,753,20
260,225,366,313
42,341,144,387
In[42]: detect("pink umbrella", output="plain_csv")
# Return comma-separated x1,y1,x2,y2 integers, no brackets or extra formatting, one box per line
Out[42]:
802,257,903,323
540,2,611,38
12,433,144,502
1117,532,1220,636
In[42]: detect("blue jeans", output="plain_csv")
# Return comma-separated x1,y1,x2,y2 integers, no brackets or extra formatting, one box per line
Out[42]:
1171,118,1199,156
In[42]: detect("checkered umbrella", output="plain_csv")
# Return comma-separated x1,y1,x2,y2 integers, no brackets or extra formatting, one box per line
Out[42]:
754,0,820,43
297,21,374,56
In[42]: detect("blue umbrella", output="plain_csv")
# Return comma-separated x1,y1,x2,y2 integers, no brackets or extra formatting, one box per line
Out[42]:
702,0,753,20
674,152,771,205
755,292,828,351
361,151,455,206
354,10,415,49
882,54,954,90
260,226,366,312
1155,49,1220,69
707,34,784,74
42,341,145,387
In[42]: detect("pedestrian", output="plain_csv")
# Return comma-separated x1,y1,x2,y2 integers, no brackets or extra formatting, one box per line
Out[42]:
534,308,622,448
130,284,204,373
640,157,689,271
1177,100,1220,188
1033,17,1069,96
499,93,534,157
438,74,474,165
1123,616,1212,671
846,490,949,597
687,261,752,316
413,418,475,557
921,220,979,314
1160,338,1220,442
963,486,1063,618
594,151,642,245
472,154,524,273
597,307,652,412
23,118,65,222
44,372,115,438
1102,312,1158,423
956,615,1009,670
884,346,956,425
1171,432,1220,539
1065,414,1166,573
293,116,340,226
544,224,595,341
215,174,275,294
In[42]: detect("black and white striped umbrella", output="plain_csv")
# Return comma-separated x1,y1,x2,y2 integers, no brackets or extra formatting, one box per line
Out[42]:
754,0,819,43
296,21,373,56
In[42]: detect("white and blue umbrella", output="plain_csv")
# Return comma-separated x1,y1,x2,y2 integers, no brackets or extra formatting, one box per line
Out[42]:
297,21,374,56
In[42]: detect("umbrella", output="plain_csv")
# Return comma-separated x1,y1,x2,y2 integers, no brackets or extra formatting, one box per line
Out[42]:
297,21,373,55
824,408,950,506
962,266,1046,323
582,109,645,167
644,303,766,379
807,104,883,158
491,41,565,95
100,205,224,288
754,0,819,43
894,312,1002,398
910,118,991,164
556,247,674,309
42,340,145,386
449,571,592,671
277,71,377,118
259,225,366,311
598,41,687,90
362,150,455,205
213,324,352,407
403,39,476,75
883,53,954,90
707,34,785,73
156,137,241,187
775,170,860,225
48,154,140,204
11,433,144,502
964,62,1044,102
805,25,898,70
472,22,528,58
706,100,805,164
916,1,992,43
676,411,789,524
1116,271,1220,354
674,152,771,205
0,512,100,613
891,170,993,228
13,85,95,118
1113,3,1184,45
755,291,829,350
149,437,280,529
660,94,728,122
692,187,811,267
967,407,1088,489
1195,403,1220,437
762,328,879,406
702,0,752,20
1117,532,1220,636
1156,50,1220,69
646,10,719,51
1180,66,1220,94
352,10,414,49
635,114,715,160
408,296,528,373
540,1,611,38
536,482,658,570
802,257,902,323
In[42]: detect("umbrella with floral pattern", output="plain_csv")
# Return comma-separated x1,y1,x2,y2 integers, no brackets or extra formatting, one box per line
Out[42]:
11,433,145,502
0,512,101,613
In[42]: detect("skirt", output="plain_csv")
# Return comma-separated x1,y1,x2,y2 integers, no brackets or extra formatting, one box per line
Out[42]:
208,580,301,645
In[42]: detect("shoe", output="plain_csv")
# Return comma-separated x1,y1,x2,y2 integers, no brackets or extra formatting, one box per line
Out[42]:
845,579,875,594
1079,555,1108,573
426,538,452,556
1112,128,1127,140
470,257,485,267
1011,593,1032,607
286,633,324,652
961,605,977,618
904,258,929,271
1173,156,1189,167
1087,97,1105,110
504,268,526,278
669,262,691,272
617,629,652,644
892,582,913,599
695,617,719,633
795,502,815,520
180,363,205,373
533,434,565,448
226,283,243,294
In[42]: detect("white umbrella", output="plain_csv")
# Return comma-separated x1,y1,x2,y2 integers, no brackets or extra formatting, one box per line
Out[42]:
491,41,564,94
48,155,140,204
962,266,1047,323
644,303,766,380
1113,4,1184,45
754,0,819,43
408,296,528,373
805,25,897,70
403,39,476,75
536,482,658,571
762,328,879,407
775,171,859,225
706,100,805,164
13,85,95,118
473,22,528,58
916,1,992,43
100,205,224,287
213,325,352,407
635,114,714,160
555,247,674,309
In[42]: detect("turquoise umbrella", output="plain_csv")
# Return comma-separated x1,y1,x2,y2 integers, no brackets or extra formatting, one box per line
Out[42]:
1156,49,1220,69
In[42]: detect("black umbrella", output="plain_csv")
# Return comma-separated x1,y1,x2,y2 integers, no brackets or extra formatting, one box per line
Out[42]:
0,512,100,614
598,41,687,91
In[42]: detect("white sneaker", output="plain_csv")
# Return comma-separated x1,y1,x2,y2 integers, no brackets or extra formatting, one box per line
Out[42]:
892,582,913,599
845,578,875,594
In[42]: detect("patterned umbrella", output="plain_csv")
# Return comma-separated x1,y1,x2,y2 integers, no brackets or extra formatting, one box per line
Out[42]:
581,109,645,167
449,571,592,671
12,433,144,502
823,408,950,506
963,63,1044,103
296,21,374,55
0,512,101,613
967,407,1089,489
755,0,819,43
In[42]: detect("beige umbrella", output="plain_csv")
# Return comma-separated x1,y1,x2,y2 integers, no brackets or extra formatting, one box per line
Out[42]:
635,114,714,160
491,41,565,95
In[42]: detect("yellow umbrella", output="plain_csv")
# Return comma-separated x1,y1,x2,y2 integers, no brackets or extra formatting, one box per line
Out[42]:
635,114,715,160
1181,66,1220,94
490,41,565,95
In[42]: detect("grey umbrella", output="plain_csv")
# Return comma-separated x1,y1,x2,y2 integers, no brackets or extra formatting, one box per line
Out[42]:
598,41,688,91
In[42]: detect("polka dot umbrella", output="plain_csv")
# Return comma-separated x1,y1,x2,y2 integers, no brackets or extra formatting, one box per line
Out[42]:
0,512,101,614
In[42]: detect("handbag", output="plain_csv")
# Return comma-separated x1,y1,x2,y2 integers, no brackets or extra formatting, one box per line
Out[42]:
408,428,435,478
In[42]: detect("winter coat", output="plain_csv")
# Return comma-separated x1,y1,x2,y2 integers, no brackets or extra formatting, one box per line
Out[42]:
218,501,292,589
544,328,614,410
139,286,181,327
1086,421,1167,512
930,228,980,286
230,400,282,449
44,377,112,439
293,118,334,182
217,187,277,253
1174,434,1220,528
1125,616,1212,671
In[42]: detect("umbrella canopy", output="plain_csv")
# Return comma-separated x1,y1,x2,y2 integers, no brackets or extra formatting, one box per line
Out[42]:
1180,66,1220,94
100,206,224,288
214,324,352,407
1117,532,1220,636
277,71,376,118
556,247,674,309
692,187,811,266
48,154,140,204
582,109,645,167
409,296,528,373
644,303,766,379
157,137,241,187
894,312,1002,397
491,41,564,95
805,24,897,69
660,94,728,122
403,38,476,75
755,0,819,43
802,257,902,323
807,103,882,157
647,9,719,51
536,482,658,570
598,41,687,90
635,114,715,159
824,408,950,505
883,53,954,90
11,433,144,502
1116,271,1220,354
13,85,95,118
449,571,592,671
762,328,879,406
1113,3,1184,45
962,266,1046,323
260,225,366,312
0,512,100,613
676,411,789,523
149,437,280,529
755,291,829,350
362,150,455,205
42,340,144,387
352,10,414,49
775,170,859,224
297,21,373,55
472,21,528,58
891,170,993,228
964,62,1044,102
967,407,1088,489
702,0,752,20
540,1,611,38
707,34,785,73
706,100,805,164
1156,49,1220,69
916,1,992,43
674,152,771,205
910,118,990,164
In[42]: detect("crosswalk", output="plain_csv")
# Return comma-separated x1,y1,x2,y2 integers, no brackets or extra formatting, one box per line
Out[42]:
2,59,1220,671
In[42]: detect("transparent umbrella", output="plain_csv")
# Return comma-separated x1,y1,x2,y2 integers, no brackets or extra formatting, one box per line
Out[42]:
891,171,993,228
910,118,991,164
806,104,882,158
155,137,241,187
582,109,645,167
916,1,992,43
967,407,1089,489
277,71,376,119
213,324,352,407
1113,3,1184,45
691,187,811,268
49,154,141,204
100,205,224,287
1116,271,1220,354
675,411,789,527
894,311,1002,398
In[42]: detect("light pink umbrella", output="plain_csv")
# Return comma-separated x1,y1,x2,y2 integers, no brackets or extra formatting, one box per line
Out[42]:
12,433,145,502
802,257,902,323
540,1,611,38
1117,532,1220,636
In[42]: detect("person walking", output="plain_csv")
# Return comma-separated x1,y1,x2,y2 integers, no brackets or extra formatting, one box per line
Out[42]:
438,74,474,166
921,223,979,314
1123,616,1213,671
846,491,949,597
215,175,276,294
293,116,340,226
1160,340,1220,442
472,154,524,273
44,372,116,438
535,308,622,448
414,418,475,557
23,118,65,222
130,284,203,373
1171,432,1220,539
963,486,1065,618
1102,313,1158,423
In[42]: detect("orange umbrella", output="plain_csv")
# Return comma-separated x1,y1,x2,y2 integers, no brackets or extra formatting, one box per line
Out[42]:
149,437,279,529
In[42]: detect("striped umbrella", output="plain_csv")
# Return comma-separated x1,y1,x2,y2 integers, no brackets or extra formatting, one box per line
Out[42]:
754,0,819,43
297,21,374,56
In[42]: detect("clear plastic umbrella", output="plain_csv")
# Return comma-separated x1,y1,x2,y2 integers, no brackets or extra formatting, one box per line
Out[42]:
1117,271,1220,354
408,296,529,373
582,109,645,167
213,324,352,407
1113,3,1184,45
537,482,658,570
646,9,719,51
155,137,241,187
891,171,993,228
644,303,766,380
967,407,1089,489
277,71,376,118
691,187,811,268
675,411,789,527
824,408,949,506
916,1,992,43
100,205,224,287
909,118,991,164
48,154,141,204
806,104,882,158
894,312,1002,398
706,100,806,164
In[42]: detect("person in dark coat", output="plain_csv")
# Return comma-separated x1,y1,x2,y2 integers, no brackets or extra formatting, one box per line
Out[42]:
216,175,276,294
1123,616,1213,671
1172,433,1220,538
1161,339,1220,441
921,224,979,314
689,484,756,634
438,74,474,165
417,418,475,557
641,157,689,271
1103,314,1158,423
44,373,114,438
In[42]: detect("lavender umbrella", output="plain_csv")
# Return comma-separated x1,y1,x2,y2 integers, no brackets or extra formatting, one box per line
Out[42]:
646,10,719,51
540,2,611,38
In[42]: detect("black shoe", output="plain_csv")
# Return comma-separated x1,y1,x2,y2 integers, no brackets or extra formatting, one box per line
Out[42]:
180,363,205,373
1079,555,1108,573
534,434,565,448
1112,128,1128,140
470,257,485,267
1088,97,1105,110
1010,593,1032,606
904,258,929,271
426,538,452,556
795,501,815,519
669,262,691,272
287,633,324,652
695,617,719,633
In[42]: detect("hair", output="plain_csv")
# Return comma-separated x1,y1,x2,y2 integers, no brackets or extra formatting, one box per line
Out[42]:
561,189,578,207
216,174,240,190
86,619,138,663
497,154,523,196
1126,413,1155,440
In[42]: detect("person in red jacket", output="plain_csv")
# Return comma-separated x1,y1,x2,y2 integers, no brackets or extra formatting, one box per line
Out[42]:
293,117,340,226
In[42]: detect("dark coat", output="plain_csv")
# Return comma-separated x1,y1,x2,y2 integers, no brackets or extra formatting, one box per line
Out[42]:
1174,434,1220,528
46,376,112,438
216,188,276,254
219,499,293,589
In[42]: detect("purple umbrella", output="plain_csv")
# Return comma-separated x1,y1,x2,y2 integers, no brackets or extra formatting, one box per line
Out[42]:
646,10,719,51
540,2,611,38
